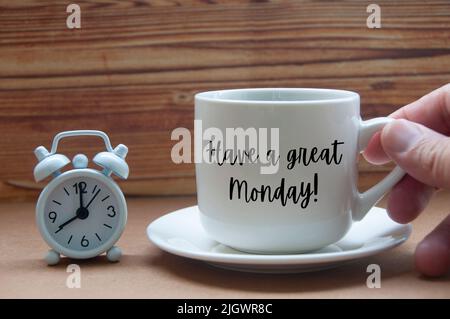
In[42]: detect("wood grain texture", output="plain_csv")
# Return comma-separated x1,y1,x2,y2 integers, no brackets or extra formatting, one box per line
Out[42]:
0,0,449,198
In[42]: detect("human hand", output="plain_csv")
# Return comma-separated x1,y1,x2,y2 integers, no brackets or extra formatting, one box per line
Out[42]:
363,84,450,277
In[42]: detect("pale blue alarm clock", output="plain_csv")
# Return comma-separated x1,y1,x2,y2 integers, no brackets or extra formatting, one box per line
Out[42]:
33,130,129,265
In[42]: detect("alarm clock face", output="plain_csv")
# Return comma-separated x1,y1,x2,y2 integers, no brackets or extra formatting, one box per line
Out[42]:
36,169,127,259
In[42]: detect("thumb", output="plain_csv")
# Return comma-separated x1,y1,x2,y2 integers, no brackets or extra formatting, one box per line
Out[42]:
381,119,450,189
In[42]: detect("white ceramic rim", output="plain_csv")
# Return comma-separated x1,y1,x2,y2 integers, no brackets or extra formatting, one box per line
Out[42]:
195,88,359,106
147,206,412,266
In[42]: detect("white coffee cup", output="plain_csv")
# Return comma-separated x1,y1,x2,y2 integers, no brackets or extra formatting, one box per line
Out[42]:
195,88,404,253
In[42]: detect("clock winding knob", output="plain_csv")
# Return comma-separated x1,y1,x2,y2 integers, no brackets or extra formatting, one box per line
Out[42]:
114,144,128,159
34,146,50,161
73,154,88,169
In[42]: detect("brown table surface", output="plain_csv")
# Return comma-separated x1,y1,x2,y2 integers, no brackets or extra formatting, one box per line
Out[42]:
1,192,449,299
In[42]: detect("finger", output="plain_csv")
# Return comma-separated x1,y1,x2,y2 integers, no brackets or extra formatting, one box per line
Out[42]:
386,175,435,224
363,84,450,164
363,132,389,165
391,84,450,134
415,214,450,277
381,119,450,189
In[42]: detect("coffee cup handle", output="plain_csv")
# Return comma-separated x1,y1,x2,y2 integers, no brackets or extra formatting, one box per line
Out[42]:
352,117,406,221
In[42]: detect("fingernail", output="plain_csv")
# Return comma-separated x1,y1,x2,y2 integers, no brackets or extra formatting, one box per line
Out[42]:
382,119,423,153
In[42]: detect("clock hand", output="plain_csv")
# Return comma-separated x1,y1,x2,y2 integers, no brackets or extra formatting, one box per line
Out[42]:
55,215,78,233
78,182,87,208
79,186,84,208
85,188,101,209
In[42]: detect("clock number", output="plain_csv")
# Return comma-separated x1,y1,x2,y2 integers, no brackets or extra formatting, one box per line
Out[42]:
48,211,57,223
73,181,87,195
81,235,89,247
107,205,116,218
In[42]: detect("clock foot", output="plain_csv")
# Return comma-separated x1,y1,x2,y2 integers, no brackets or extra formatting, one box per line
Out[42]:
45,249,60,265
106,246,121,262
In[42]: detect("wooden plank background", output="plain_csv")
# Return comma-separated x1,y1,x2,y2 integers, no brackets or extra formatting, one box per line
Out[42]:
0,0,449,201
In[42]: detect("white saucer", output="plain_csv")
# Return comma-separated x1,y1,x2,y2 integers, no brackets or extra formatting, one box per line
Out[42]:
146,206,411,273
